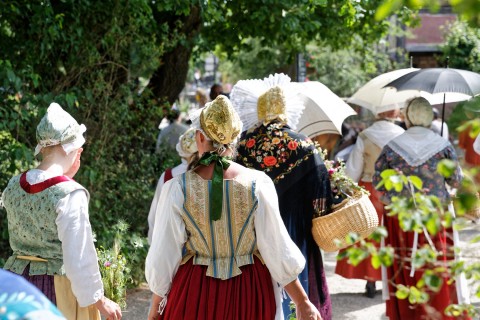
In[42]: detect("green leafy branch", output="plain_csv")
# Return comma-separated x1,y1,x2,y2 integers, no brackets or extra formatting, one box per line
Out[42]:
338,161,480,317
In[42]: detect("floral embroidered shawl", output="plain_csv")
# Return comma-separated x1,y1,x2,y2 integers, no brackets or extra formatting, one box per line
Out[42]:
236,121,321,196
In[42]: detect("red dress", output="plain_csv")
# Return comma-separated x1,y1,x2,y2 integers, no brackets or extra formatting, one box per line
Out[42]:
383,211,462,320
334,181,383,281
459,126,480,166
158,257,276,320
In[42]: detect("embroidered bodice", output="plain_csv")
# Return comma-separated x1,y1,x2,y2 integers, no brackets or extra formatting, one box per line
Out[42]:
180,171,262,280
2,172,86,275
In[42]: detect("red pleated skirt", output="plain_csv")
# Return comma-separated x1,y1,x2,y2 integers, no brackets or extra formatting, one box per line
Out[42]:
384,211,467,320
335,181,383,281
158,256,277,320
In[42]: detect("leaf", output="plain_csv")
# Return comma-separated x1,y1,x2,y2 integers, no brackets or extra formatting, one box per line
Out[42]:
375,0,402,21
378,247,394,267
408,176,423,190
371,254,381,269
380,169,397,179
395,284,409,300
425,215,439,236
437,159,456,178
408,286,422,304
6,69,16,82
424,273,443,292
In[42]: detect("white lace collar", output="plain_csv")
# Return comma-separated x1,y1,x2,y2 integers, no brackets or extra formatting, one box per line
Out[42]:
362,120,404,149
387,126,450,166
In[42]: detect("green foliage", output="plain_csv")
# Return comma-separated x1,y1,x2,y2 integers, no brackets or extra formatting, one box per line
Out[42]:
305,38,407,98
288,301,297,320
350,163,480,318
201,0,415,65
0,1,166,286
96,221,132,309
306,44,372,98
446,100,474,138
440,20,480,72
375,0,480,27
217,39,290,85
214,1,413,96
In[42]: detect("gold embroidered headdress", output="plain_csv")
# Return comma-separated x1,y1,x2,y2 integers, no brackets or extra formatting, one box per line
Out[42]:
199,95,242,145
257,86,288,125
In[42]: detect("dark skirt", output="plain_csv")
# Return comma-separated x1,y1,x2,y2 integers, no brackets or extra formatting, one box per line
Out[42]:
21,264,56,305
159,256,276,320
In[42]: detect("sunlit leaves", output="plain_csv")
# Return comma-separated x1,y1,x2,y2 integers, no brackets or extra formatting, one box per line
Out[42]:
412,246,438,270
395,284,410,299
422,270,443,292
375,0,480,27
437,159,457,178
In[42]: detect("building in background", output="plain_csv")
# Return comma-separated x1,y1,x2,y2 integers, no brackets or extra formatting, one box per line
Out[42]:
390,6,457,68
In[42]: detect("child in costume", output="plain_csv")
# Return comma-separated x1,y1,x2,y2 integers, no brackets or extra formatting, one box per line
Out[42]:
2,103,122,320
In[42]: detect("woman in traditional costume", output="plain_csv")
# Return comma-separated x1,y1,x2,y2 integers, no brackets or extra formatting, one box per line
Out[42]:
148,127,197,244
336,109,404,297
146,95,322,320
373,97,463,320
231,74,333,320
2,103,122,319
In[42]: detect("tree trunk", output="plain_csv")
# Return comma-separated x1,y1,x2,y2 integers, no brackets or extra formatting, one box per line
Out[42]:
148,6,202,105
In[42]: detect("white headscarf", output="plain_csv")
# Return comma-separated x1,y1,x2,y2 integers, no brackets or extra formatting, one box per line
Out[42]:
175,128,197,159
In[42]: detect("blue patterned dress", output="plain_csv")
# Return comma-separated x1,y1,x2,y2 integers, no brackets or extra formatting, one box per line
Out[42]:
0,269,65,320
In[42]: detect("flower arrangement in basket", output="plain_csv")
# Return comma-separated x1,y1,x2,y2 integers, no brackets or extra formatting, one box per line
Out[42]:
312,148,379,252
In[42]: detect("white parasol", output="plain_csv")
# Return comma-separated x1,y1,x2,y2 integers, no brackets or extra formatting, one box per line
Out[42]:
291,81,357,137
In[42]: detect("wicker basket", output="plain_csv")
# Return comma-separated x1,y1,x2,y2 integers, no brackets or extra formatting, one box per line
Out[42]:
312,192,379,252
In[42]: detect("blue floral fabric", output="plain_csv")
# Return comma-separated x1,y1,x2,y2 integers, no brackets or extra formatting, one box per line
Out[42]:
0,269,65,320
373,144,462,204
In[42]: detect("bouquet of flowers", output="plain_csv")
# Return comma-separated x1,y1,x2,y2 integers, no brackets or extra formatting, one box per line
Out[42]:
317,147,368,215
96,221,131,309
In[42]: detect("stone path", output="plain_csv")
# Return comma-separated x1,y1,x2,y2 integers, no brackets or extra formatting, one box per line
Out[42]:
121,223,480,319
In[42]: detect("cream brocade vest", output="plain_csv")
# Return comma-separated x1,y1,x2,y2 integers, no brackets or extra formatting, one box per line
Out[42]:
2,174,86,275
359,132,382,183
180,171,263,280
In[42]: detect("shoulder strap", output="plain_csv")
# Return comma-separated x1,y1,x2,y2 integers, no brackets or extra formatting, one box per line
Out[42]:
164,168,174,182
19,171,73,194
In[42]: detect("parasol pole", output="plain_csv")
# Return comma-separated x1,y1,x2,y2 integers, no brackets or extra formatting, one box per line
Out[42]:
440,57,449,137
441,93,446,137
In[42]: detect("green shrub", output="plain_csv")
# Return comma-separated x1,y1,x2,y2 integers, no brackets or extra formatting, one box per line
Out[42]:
0,0,175,287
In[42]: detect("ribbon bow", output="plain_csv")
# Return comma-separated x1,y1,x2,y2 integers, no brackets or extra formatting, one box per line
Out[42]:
198,152,232,221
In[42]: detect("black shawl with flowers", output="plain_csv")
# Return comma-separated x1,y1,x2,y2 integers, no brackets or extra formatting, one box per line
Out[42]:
236,121,333,313
237,121,324,196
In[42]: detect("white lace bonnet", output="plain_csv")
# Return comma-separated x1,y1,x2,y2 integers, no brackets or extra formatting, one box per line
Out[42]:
229,73,305,132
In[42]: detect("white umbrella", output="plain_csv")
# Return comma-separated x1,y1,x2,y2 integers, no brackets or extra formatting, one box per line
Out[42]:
348,68,471,114
290,81,357,137
348,68,419,114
